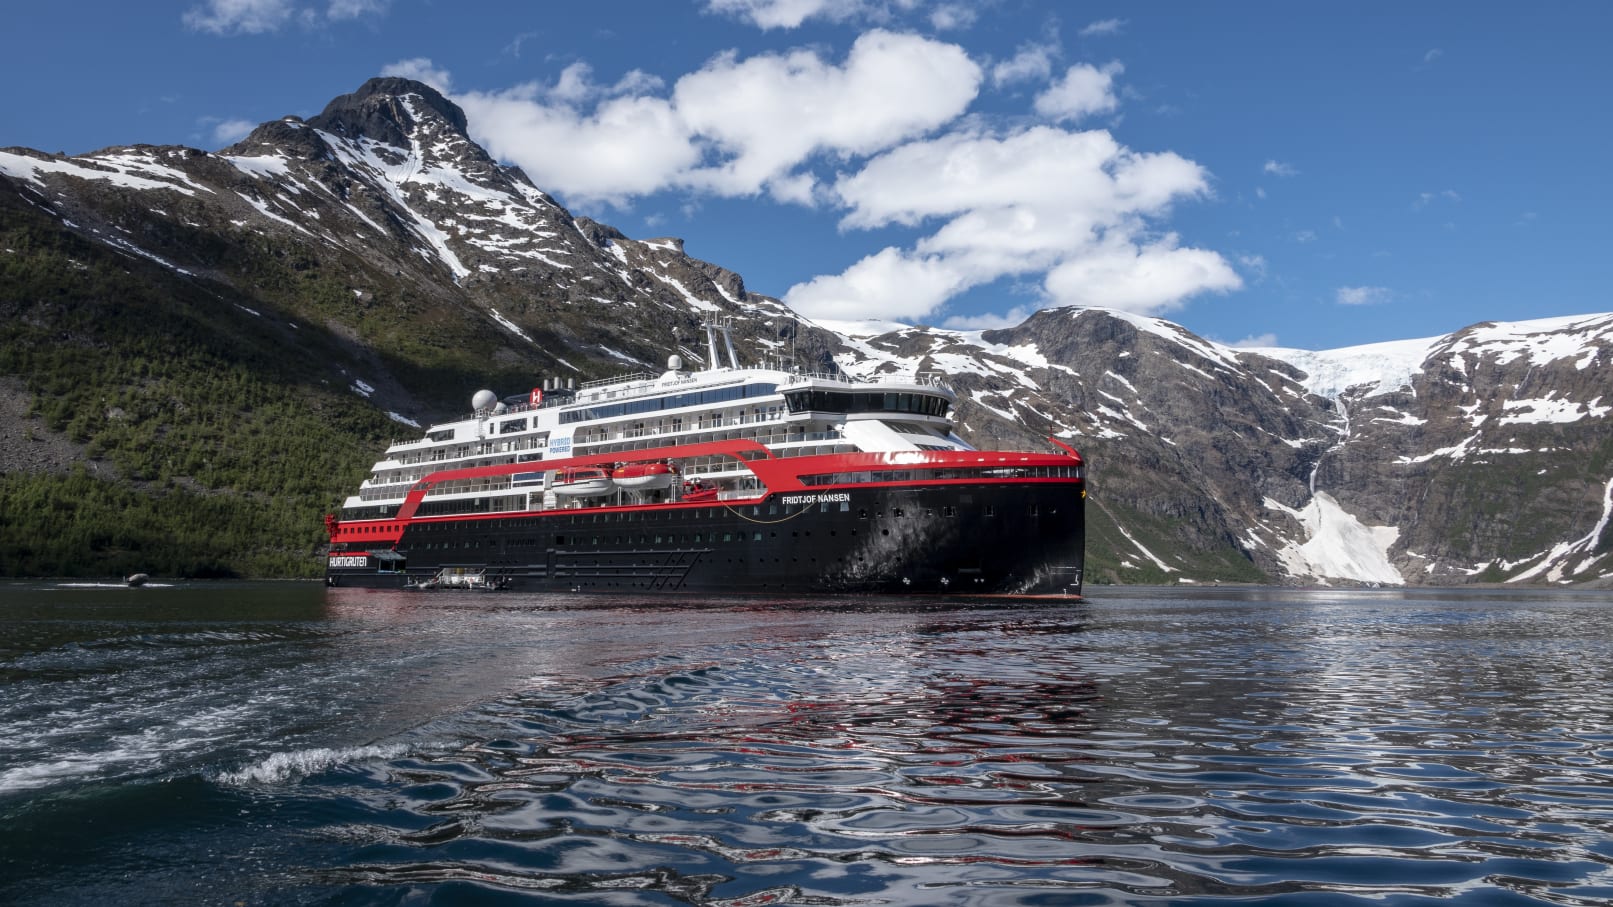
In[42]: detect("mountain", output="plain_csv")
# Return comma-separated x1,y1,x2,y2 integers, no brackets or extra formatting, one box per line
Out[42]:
2,77,1609,586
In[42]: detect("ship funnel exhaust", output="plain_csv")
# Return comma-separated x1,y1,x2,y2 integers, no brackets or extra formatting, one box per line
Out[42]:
722,319,739,369
703,320,721,371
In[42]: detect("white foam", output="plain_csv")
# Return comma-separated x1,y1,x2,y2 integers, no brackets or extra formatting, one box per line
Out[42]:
215,743,412,786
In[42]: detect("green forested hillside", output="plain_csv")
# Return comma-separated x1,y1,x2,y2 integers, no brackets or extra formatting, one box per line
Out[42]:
0,195,401,578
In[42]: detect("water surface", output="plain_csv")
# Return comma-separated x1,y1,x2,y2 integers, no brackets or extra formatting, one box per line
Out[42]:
2,582,1611,904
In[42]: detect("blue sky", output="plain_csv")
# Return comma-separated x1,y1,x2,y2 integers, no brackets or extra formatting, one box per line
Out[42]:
4,1,1609,350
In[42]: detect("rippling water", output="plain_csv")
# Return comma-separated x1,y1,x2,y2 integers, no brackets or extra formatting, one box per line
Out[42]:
2,582,1611,905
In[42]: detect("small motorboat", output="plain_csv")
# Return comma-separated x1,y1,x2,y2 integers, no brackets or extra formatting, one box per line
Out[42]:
613,462,675,491
125,573,149,587
550,466,615,497
680,480,720,502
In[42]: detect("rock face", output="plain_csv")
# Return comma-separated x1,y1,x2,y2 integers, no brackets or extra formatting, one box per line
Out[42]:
2,77,1609,586
1285,317,1613,585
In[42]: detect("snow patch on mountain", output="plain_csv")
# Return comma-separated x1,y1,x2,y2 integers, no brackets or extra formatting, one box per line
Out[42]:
1507,476,1613,584
1500,396,1611,425
1442,314,1613,369
0,149,205,197
489,308,534,344
1264,493,1404,584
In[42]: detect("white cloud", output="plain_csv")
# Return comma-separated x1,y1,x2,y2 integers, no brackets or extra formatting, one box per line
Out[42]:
212,118,257,145
1042,233,1241,312
1413,189,1461,209
703,0,875,29
327,0,388,19
409,29,1237,328
459,86,700,206
183,0,386,33
1079,18,1127,38
381,57,453,93
673,30,980,199
1337,285,1393,306
991,43,1056,86
943,305,1037,330
786,126,1239,321
1228,332,1279,349
456,30,977,206
786,247,968,321
1033,62,1123,123
928,2,978,30
1263,159,1297,177
183,0,295,34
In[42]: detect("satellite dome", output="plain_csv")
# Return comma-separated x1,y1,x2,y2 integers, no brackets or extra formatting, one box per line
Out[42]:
667,354,684,371
472,389,497,411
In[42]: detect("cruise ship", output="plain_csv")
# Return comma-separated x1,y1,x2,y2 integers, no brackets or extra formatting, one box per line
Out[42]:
324,322,1085,596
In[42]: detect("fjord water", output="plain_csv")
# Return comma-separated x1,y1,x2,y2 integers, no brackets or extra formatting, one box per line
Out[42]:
2,584,1610,905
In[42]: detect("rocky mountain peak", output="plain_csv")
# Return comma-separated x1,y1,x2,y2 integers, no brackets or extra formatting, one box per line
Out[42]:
307,77,469,148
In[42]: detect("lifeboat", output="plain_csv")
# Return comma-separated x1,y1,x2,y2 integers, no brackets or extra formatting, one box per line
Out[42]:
614,462,675,491
550,466,615,497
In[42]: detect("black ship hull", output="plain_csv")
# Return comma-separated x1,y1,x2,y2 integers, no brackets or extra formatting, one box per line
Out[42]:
326,481,1084,597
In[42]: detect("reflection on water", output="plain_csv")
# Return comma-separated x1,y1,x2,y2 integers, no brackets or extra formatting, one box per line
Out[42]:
1,584,1612,904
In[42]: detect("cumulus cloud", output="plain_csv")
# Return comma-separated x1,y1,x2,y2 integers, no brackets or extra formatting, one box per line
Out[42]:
459,86,700,205
1033,62,1123,123
991,43,1056,86
785,126,1240,322
673,30,980,199
928,2,978,30
1337,286,1393,306
454,30,978,206
381,57,453,93
1262,159,1297,177
1041,234,1241,311
409,27,1237,327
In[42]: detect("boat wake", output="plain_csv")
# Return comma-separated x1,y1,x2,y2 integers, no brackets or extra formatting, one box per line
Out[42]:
213,743,416,786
